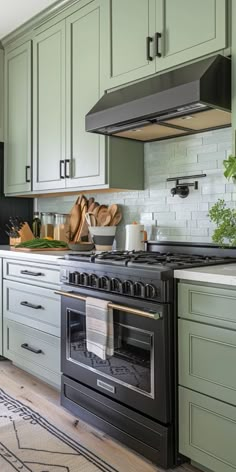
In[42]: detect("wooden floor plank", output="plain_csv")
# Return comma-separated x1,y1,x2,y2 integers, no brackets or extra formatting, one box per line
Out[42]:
0,360,200,472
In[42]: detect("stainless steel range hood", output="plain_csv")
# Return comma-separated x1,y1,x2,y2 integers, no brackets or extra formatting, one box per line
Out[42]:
86,55,231,142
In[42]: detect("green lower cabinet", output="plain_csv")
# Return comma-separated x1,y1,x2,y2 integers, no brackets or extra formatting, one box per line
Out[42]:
0,259,2,356
178,319,236,406
179,386,236,472
4,319,60,389
178,282,236,330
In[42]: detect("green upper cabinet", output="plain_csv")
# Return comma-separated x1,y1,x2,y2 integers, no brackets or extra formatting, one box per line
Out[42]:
107,0,156,88
33,21,66,191
155,0,227,72
65,0,109,188
105,0,227,89
4,42,32,194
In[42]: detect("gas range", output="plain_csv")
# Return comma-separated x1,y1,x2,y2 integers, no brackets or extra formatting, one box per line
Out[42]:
59,242,236,468
61,248,236,303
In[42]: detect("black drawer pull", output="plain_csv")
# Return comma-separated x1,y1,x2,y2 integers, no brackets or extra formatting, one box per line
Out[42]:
21,343,42,354
65,159,71,178
20,301,43,310
146,36,153,61
20,270,44,277
25,165,31,183
155,32,162,57
60,159,65,179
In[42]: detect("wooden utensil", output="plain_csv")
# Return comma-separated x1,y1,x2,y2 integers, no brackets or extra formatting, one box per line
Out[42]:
92,205,101,217
73,199,88,242
69,197,81,240
96,208,110,226
97,205,108,215
88,197,95,209
108,204,119,220
99,213,112,226
87,202,97,213
110,211,122,226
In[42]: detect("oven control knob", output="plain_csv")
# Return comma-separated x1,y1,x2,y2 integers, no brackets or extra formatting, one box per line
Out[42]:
69,272,76,284
122,280,134,296
134,282,145,298
99,276,111,291
145,283,156,299
80,273,89,286
89,274,99,288
111,278,122,293
74,272,80,285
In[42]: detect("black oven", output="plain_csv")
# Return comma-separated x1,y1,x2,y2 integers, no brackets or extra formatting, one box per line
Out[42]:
60,287,173,424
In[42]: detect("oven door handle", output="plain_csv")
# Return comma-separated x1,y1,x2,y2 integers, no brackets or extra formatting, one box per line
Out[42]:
55,290,162,320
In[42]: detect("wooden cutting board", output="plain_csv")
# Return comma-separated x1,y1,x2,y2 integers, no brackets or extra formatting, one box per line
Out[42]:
11,247,69,252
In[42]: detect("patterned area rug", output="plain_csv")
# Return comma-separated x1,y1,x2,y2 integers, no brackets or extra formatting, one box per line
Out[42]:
0,388,118,472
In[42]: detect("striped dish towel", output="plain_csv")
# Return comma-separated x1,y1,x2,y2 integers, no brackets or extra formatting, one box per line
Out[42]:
86,297,114,360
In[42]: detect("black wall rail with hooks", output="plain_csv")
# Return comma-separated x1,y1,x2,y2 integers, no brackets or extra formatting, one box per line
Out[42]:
166,174,207,198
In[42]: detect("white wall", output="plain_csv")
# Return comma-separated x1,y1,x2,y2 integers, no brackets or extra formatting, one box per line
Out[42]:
38,127,233,249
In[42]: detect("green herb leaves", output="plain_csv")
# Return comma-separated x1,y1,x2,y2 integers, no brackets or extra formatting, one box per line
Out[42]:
209,199,236,247
223,155,236,180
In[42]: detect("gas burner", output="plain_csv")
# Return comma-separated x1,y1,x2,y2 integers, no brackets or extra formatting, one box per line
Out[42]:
64,249,236,270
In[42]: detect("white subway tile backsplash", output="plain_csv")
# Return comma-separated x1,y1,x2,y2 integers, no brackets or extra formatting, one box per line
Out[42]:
38,128,236,248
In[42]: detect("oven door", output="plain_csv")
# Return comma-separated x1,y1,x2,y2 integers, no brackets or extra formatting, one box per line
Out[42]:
59,289,173,423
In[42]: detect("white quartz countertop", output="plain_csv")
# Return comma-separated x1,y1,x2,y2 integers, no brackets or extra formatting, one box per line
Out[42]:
0,245,70,263
174,263,236,286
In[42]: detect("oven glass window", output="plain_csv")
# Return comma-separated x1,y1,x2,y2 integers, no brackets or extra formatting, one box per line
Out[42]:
68,310,153,395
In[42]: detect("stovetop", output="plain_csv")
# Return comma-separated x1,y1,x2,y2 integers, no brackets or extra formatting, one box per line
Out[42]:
64,250,236,270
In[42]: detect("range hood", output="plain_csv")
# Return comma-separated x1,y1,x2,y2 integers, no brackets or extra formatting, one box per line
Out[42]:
86,55,231,142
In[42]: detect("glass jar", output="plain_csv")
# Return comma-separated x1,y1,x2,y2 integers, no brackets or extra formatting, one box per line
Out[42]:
54,213,70,242
40,212,55,238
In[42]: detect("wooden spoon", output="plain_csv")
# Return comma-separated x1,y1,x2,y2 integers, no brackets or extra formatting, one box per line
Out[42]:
108,204,118,220
111,211,122,226
96,209,110,226
100,213,112,226
88,197,95,209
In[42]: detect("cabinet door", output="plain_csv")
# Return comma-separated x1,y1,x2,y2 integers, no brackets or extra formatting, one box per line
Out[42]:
156,0,226,72
5,42,32,194
65,1,108,188
0,259,2,355
33,21,66,191
179,319,236,407
179,387,236,472
106,0,156,89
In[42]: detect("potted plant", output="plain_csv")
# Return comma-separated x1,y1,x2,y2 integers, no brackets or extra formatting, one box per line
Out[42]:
209,199,236,247
223,155,236,180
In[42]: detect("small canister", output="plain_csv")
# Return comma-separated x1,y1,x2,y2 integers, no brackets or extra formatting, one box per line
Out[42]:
40,212,55,238
54,213,70,242
125,223,145,251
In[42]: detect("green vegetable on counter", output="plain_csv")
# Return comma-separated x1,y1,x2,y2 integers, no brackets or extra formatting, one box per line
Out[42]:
15,239,68,249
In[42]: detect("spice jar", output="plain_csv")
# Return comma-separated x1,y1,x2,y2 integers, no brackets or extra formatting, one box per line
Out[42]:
40,212,55,238
54,213,70,242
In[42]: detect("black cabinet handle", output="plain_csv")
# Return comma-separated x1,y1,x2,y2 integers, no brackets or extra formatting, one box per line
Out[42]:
60,160,65,179
21,343,42,354
20,301,43,310
25,166,31,183
20,270,44,277
146,36,153,61
65,159,71,178
155,32,162,57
